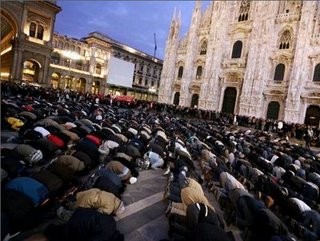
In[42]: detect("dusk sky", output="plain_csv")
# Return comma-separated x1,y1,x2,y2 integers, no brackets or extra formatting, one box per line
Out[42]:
55,1,211,59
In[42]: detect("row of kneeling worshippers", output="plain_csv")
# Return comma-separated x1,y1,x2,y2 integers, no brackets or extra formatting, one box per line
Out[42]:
162,117,320,241
1,93,174,241
2,82,320,241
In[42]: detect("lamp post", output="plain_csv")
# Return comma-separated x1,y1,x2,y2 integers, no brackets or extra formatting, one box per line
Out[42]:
61,50,81,90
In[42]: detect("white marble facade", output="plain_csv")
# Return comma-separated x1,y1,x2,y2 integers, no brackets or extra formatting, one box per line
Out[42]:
159,0,320,125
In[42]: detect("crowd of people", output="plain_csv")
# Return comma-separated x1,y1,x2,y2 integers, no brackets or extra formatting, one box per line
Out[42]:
2,81,319,149
1,81,320,241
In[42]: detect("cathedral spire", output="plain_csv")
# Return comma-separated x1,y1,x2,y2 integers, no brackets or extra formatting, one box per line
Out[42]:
195,0,202,11
177,10,181,27
190,0,201,28
173,6,177,21
168,7,180,41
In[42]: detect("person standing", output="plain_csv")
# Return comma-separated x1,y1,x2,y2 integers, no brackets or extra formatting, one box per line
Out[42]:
305,126,313,150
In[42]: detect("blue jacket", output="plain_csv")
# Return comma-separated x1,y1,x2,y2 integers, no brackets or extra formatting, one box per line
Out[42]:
5,177,48,206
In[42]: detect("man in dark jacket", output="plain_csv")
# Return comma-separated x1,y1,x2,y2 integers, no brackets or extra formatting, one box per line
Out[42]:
44,207,124,241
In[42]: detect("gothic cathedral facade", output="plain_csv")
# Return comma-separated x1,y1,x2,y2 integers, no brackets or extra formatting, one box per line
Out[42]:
158,0,320,126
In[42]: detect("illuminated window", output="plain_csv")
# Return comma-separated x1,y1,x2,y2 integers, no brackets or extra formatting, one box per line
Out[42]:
29,22,36,37
37,25,44,40
95,63,102,75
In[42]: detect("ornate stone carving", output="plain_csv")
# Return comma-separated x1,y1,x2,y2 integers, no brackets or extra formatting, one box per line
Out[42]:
159,1,319,124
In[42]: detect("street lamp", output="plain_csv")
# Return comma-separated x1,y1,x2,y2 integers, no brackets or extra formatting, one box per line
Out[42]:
61,50,81,90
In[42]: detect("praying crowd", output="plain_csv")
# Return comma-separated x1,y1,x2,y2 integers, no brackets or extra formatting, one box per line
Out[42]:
1,81,320,241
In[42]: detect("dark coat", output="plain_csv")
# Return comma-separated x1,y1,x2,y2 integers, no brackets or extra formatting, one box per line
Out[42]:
66,208,124,241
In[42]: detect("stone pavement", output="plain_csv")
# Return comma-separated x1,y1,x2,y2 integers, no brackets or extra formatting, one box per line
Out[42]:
115,165,243,241
116,168,170,241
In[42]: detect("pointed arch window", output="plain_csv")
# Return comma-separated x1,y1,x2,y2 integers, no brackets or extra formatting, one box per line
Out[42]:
313,63,320,82
178,66,184,79
274,64,285,81
231,41,243,59
196,66,203,79
279,30,291,49
238,0,250,22
200,40,207,55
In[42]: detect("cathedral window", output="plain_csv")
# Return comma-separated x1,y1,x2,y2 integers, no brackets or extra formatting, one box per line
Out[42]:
279,30,291,49
95,63,102,75
145,78,148,86
178,66,184,79
29,22,36,38
231,41,243,59
200,40,207,55
196,66,203,79
313,64,320,82
139,78,142,85
64,43,69,50
238,0,250,22
274,64,285,81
